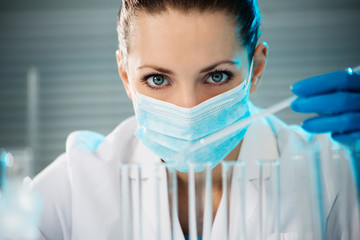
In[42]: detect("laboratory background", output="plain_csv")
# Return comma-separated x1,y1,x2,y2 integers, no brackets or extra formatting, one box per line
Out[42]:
0,0,360,177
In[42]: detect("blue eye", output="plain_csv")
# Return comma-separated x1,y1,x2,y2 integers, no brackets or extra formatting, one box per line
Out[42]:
206,72,231,84
146,75,169,87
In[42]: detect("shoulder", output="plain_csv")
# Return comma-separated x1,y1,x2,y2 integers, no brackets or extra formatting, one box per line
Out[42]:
253,104,342,214
32,116,138,238
249,101,314,149
34,115,138,185
251,102,335,157
32,153,72,240
106,115,137,142
97,116,139,163
265,111,334,154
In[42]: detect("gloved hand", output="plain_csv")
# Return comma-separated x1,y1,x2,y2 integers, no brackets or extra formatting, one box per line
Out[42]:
290,68,360,146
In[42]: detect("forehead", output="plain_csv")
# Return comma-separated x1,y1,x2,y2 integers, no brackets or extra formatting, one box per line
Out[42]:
127,9,246,69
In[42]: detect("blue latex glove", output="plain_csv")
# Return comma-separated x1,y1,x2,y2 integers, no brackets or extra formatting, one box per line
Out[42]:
290,68,360,146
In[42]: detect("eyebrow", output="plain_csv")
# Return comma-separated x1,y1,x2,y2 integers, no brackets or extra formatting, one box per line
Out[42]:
137,60,239,75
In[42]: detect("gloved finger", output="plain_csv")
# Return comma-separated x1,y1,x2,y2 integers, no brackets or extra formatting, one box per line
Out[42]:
291,70,360,97
290,92,360,114
301,112,360,133
332,130,360,146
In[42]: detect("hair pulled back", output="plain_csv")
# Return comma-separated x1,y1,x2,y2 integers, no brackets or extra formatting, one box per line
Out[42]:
117,0,261,65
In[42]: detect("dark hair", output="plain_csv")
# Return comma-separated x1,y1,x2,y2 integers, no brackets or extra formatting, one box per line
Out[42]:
117,0,262,65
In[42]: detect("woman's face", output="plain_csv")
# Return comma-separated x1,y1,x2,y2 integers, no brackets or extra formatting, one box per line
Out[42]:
117,9,266,108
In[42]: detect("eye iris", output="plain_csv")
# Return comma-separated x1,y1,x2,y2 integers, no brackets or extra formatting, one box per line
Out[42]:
212,73,223,82
153,75,165,85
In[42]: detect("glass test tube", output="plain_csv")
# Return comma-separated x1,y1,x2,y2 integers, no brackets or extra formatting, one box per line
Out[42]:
135,164,143,240
119,163,143,240
120,161,249,240
290,144,325,240
166,164,179,240
155,163,171,240
257,160,280,240
222,160,247,240
203,162,213,240
120,164,133,240
349,140,360,226
155,164,161,240
188,162,213,240
331,146,360,240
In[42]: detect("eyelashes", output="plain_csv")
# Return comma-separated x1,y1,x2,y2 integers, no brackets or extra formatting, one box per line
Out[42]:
140,72,170,90
140,68,235,90
206,69,234,84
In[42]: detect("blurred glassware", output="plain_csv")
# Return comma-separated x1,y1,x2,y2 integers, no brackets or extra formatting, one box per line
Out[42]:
114,140,359,240
0,148,43,240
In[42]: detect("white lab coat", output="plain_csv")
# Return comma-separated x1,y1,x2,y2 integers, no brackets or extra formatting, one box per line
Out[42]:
32,102,359,240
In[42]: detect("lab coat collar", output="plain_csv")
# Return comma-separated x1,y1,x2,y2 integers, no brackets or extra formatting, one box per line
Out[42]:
211,102,281,239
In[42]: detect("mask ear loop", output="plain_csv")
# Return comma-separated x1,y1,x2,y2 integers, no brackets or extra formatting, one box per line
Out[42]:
244,58,254,93
128,81,140,105
127,84,144,130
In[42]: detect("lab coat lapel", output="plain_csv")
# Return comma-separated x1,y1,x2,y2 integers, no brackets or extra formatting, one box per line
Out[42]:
211,105,280,239
210,176,259,240
132,140,185,240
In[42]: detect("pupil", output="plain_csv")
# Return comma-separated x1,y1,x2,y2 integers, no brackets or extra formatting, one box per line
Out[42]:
153,76,164,85
212,73,222,82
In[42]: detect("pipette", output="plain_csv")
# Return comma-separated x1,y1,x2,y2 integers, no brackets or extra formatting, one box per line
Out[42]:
178,95,297,159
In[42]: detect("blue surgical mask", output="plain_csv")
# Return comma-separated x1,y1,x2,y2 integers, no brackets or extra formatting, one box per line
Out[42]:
134,61,253,172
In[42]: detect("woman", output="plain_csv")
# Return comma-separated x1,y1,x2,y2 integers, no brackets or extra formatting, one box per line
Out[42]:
33,0,360,239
